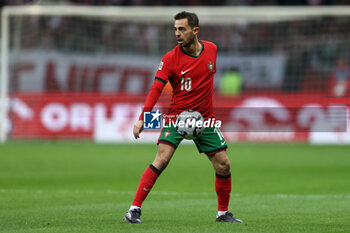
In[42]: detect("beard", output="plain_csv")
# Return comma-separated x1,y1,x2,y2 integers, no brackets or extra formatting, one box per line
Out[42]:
179,34,196,48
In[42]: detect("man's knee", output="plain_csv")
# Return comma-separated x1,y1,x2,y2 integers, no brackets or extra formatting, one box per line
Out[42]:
153,143,175,171
211,151,231,175
217,158,230,174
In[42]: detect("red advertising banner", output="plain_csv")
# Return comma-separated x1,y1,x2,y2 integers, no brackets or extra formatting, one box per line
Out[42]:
6,93,350,144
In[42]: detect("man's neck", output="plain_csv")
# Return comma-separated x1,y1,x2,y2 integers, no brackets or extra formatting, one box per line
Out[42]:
182,39,202,57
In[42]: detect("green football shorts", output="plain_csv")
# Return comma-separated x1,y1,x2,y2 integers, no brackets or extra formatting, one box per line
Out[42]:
157,125,228,155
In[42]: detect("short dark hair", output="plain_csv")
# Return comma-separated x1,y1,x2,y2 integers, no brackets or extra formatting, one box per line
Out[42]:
174,11,199,28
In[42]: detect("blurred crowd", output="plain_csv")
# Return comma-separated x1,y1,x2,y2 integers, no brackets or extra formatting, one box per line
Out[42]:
2,0,350,96
12,14,349,94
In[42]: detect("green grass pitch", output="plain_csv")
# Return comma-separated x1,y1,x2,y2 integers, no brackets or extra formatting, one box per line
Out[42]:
1,141,350,233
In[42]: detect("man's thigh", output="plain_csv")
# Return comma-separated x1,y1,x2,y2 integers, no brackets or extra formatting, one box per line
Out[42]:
157,126,183,149
194,127,228,155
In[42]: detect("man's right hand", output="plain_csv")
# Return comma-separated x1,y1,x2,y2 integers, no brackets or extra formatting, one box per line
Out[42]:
133,120,144,139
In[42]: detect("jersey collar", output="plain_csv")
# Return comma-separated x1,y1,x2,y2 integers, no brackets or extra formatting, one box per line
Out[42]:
180,41,204,58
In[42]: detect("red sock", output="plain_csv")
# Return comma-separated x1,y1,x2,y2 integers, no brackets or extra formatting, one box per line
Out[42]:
215,173,231,211
132,164,161,207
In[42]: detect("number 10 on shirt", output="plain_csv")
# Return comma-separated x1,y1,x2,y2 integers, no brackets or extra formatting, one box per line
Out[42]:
180,77,192,91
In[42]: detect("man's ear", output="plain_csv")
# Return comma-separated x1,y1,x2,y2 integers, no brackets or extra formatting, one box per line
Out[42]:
193,27,200,35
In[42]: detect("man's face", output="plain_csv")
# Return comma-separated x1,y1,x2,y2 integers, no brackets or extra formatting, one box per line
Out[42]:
174,18,198,47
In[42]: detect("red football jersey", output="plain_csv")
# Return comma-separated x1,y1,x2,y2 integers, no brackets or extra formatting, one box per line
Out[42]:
156,40,217,119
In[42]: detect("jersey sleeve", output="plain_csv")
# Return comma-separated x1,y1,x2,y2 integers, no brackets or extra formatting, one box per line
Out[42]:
155,52,173,83
137,53,173,121
205,40,218,74
213,43,218,74
138,79,166,121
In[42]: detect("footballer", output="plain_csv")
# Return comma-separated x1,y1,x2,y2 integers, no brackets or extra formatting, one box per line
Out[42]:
123,11,242,224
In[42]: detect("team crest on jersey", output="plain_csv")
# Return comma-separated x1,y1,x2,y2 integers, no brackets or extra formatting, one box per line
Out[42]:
158,61,164,70
208,61,214,74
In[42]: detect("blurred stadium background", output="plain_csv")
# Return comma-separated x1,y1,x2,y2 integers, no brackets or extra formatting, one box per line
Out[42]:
1,0,350,143
1,2,350,233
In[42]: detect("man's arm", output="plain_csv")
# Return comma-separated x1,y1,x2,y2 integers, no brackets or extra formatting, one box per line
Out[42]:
133,78,167,139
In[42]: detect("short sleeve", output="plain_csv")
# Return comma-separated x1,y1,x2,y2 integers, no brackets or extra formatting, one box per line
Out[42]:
155,52,173,82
